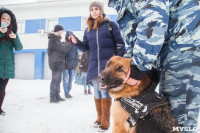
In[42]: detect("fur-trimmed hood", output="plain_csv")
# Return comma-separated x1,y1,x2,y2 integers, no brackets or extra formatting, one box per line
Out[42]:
102,14,110,23
0,7,17,33
47,32,61,40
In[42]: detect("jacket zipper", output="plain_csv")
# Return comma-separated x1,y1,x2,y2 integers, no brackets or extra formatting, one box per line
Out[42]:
96,29,100,76
3,42,7,80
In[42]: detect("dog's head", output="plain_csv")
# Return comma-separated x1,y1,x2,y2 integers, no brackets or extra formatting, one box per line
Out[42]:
98,56,131,92
98,56,152,98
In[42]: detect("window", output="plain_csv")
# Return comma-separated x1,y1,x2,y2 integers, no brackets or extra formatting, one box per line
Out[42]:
46,18,58,32
81,16,87,31
17,20,25,34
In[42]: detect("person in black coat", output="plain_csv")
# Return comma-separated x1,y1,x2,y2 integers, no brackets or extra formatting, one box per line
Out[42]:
65,1,126,131
47,25,69,103
62,31,78,99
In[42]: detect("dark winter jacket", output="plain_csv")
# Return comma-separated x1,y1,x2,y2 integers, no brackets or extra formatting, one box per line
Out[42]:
75,15,125,81
80,51,90,72
0,33,23,78
65,42,78,70
47,32,69,71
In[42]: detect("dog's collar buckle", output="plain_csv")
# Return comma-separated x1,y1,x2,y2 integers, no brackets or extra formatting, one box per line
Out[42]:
127,115,137,127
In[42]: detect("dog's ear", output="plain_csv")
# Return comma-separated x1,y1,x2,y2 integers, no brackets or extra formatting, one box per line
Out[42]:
123,58,132,66
127,58,132,63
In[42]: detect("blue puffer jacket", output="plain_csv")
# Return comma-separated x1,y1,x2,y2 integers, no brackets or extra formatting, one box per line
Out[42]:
75,16,125,82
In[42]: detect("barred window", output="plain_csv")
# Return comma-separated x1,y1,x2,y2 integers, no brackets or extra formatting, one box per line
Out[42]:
17,20,25,34
46,18,58,32
81,16,87,31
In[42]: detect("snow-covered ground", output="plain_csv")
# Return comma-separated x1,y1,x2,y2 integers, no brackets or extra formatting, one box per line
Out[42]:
1,79,200,133
0,79,112,133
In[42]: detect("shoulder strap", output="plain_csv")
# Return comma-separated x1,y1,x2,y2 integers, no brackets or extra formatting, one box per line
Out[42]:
107,22,117,55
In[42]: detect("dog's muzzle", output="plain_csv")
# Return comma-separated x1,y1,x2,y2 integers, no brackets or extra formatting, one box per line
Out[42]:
98,72,123,91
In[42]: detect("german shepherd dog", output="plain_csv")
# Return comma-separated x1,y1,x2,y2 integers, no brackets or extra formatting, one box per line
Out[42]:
98,56,179,133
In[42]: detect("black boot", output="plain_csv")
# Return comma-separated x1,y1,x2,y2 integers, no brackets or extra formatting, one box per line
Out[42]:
50,97,59,103
56,94,66,102
0,92,6,116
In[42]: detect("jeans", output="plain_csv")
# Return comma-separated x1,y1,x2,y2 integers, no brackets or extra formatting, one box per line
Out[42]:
63,69,74,96
92,78,110,99
83,72,91,90
50,70,62,100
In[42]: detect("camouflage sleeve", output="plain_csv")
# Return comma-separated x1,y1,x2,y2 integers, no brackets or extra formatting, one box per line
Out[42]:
108,0,123,12
132,0,169,71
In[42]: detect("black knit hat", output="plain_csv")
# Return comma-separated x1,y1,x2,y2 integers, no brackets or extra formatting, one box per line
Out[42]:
54,25,64,32
0,7,17,33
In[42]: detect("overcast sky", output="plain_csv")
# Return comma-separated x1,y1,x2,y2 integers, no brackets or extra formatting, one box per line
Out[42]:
0,0,104,5
0,0,37,5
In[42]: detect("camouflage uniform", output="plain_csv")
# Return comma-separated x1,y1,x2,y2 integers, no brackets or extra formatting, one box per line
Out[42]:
109,0,200,129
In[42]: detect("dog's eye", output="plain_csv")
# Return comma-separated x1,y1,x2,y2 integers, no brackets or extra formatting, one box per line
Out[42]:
117,66,123,72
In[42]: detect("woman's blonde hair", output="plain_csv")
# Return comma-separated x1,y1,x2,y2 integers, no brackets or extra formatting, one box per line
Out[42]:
87,10,104,32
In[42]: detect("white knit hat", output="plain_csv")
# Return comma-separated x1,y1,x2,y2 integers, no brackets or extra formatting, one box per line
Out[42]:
89,1,104,12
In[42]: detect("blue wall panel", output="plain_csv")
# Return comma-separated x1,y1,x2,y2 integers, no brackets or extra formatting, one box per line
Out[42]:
59,17,81,31
25,19,46,33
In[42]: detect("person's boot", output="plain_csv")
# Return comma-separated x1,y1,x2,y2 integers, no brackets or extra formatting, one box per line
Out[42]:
50,97,59,103
56,94,66,101
88,89,92,95
94,98,102,128
0,92,6,116
84,90,87,95
98,98,112,132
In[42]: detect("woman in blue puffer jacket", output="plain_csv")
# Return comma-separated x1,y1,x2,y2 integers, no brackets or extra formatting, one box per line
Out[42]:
66,1,125,132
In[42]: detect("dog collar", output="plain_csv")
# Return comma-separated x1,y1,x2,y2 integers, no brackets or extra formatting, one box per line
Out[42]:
115,89,168,127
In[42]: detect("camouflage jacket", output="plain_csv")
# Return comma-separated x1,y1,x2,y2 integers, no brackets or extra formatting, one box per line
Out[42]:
108,0,200,71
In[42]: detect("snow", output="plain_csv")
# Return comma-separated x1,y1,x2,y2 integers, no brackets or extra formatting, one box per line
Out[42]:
0,79,112,133
1,79,200,133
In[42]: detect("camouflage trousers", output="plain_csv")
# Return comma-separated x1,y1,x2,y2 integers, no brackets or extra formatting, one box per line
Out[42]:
159,48,200,132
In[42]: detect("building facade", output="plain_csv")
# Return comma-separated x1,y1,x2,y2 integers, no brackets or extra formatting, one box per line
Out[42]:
3,0,117,79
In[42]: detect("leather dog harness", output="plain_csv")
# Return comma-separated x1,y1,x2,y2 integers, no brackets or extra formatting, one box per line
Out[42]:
115,90,168,127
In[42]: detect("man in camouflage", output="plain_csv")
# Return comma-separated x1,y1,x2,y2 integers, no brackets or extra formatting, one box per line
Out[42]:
108,0,200,130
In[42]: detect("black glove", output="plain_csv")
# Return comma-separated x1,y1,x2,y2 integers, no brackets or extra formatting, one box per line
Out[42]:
145,68,160,83
130,64,161,83
130,65,144,80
